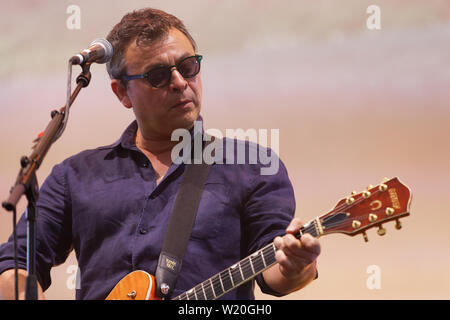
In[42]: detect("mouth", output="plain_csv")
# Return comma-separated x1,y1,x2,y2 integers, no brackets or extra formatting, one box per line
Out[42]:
171,99,193,110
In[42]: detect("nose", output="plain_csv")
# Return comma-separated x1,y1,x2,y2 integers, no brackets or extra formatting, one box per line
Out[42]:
169,67,188,91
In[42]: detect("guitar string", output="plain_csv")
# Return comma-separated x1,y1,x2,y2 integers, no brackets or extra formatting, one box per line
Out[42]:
178,208,384,300
180,224,319,300
178,187,394,299
179,211,374,300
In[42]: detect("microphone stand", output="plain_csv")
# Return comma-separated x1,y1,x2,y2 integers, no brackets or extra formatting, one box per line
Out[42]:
1,61,92,300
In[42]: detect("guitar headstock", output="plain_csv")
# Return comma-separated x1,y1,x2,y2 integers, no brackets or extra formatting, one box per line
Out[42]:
317,177,412,242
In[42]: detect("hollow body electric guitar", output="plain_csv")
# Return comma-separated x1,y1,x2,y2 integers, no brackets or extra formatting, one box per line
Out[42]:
106,177,412,300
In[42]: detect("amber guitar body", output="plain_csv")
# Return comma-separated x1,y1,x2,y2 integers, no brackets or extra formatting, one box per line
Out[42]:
106,270,159,300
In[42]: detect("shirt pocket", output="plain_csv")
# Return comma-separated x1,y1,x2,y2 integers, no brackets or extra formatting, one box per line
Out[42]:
189,182,232,240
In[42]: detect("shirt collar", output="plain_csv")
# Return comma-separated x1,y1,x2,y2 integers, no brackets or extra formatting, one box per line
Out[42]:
111,116,205,152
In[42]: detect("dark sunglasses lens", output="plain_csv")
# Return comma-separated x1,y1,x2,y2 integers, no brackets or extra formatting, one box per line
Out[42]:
147,67,171,87
178,56,200,78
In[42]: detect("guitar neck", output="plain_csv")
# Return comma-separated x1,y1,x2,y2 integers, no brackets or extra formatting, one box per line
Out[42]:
172,177,412,300
173,219,320,300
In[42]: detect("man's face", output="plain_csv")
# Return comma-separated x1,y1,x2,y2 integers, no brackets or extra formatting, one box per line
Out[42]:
117,28,202,139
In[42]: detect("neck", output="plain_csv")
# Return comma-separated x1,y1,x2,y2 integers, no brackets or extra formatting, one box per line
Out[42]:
135,129,178,155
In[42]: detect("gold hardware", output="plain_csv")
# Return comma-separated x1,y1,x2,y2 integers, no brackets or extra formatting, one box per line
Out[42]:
395,220,402,230
346,197,355,205
346,212,351,217
382,177,389,182
127,290,137,299
369,200,382,210
363,191,371,199
351,190,357,195
388,188,401,209
377,225,386,236
367,185,373,190
386,207,394,216
362,232,369,242
379,183,388,191
369,214,378,222
352,220,361,229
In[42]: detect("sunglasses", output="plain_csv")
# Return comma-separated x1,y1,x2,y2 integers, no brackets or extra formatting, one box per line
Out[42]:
122,55,203,88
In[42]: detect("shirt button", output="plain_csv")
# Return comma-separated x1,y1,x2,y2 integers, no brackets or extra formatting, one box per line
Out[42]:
139,228,147,235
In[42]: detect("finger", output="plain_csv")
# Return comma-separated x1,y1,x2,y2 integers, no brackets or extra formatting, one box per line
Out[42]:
281,234,320,265
286,218,304,234
273,236,284,250
300,234,321,256
275,249,310,277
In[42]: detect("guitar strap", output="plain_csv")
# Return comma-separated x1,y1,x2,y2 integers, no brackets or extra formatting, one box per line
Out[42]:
155,134,214,299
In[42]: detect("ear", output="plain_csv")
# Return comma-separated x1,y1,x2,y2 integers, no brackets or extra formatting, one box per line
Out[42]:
111,79,132,109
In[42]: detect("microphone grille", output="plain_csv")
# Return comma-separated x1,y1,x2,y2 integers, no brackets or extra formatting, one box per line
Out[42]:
89,38,114,64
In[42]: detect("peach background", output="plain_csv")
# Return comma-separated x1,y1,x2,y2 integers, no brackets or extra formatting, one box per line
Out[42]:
0,1,449,299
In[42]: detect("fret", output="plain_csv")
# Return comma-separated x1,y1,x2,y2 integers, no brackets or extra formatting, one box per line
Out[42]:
252,251,267,275
238,263,245,280
208,279,216,299
220,269,233,291
187,288,196,300
261,249,267,268
201,282,208,300
205,282,215,300
241,257,254,280
261,244,277,266
193,288,198,300
196,284,206,300
249,253,257,274
230,264,244,285
211,274,223,297
228,268,234,287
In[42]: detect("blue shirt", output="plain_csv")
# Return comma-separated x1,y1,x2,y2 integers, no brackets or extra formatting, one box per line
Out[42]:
0,120,295,300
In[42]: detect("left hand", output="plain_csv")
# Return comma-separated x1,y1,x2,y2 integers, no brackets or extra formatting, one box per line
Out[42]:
273,218,321,279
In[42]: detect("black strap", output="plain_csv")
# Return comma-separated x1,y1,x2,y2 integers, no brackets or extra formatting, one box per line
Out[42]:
155,139,213,299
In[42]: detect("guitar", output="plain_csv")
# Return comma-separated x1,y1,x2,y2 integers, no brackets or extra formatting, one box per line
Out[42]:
106,177,412,300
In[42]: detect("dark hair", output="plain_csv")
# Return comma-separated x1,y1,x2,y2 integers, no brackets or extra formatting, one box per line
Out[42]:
106,8,197,80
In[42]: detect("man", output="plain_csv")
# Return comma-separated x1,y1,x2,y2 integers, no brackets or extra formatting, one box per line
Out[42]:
0,8,320,300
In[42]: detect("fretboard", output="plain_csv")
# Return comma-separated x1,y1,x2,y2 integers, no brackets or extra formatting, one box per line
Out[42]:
173,221,319,300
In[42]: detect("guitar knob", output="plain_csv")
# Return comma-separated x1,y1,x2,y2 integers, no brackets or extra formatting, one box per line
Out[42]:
362,232,369,242
395,220,402,230
377,225,386,236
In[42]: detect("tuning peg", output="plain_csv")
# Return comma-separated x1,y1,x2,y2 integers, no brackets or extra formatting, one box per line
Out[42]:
362,190,371,199
346,196,355,205
351,190,357,196
377,225,386,236
366,185,373,190
362,232,369,242
379,183,388,192
395,219,402,230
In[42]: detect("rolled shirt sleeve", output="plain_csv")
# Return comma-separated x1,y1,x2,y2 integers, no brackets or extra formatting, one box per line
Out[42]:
0,163,73,291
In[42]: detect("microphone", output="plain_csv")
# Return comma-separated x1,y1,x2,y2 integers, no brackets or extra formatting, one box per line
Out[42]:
70,38,113,65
